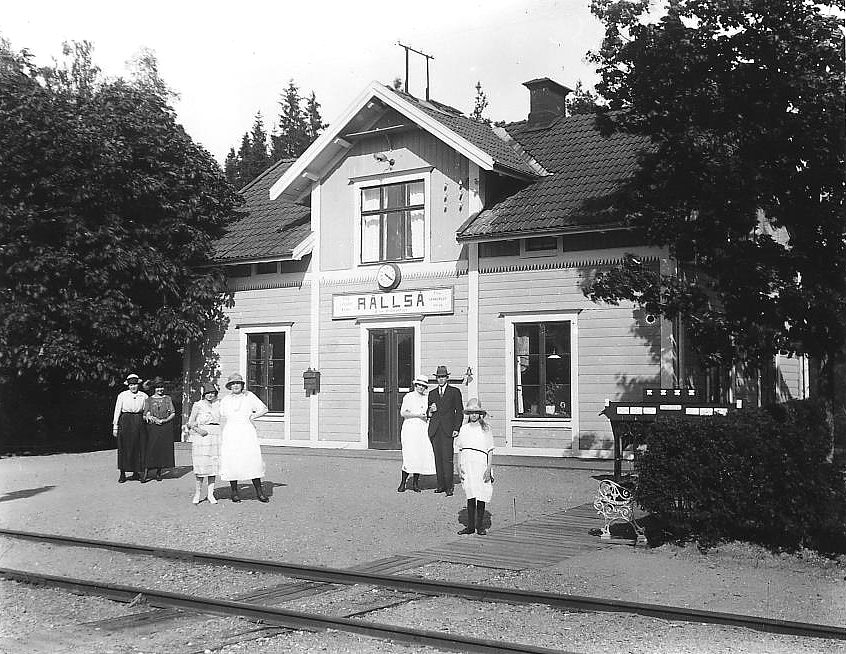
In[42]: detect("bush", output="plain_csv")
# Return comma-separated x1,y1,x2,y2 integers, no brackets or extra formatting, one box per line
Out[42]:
634,399,846,553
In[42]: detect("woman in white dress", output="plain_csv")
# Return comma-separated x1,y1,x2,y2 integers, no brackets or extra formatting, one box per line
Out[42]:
456,398,494,535
219,373,269,503
185,382,221,504
397,375,436,493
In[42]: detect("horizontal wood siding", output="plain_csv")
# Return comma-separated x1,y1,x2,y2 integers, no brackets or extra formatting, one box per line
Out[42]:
214,283,312,441
477,259,661,453
512,426,573,449
421,276,468,381
776,354,803,401
318,290,361,442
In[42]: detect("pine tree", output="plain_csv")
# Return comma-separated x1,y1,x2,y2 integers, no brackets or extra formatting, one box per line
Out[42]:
470,81,490,124
305,91,326,142
271,80,310,159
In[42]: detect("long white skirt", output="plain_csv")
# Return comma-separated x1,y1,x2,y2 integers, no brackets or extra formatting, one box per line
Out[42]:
459,449,493,502
400,417,436,474
219,416,265,481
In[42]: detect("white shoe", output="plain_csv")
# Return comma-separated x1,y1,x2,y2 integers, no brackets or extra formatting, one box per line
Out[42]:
207,489,218,504
192,492,202,505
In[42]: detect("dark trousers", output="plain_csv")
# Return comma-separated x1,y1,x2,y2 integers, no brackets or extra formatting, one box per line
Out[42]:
431,434,454,490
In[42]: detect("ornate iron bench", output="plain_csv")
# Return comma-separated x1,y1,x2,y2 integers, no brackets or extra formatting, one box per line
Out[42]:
593,479,647,544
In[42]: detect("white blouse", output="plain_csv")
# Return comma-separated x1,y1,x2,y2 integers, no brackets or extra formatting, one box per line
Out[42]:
112,390,148,428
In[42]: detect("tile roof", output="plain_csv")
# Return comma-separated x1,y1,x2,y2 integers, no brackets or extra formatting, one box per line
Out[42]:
457,112,652,240
387,88,542,178
213,159,311,263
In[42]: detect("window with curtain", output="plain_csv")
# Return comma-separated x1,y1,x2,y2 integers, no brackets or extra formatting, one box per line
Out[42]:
246,332,286,412
361,180,424,263
514,321,571,418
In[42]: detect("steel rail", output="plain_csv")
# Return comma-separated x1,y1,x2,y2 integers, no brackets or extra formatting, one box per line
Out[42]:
1,527,844,641
0,567,574,654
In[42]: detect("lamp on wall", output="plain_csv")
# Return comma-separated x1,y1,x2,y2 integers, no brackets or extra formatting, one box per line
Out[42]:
547,348,561,360
373,153,395,166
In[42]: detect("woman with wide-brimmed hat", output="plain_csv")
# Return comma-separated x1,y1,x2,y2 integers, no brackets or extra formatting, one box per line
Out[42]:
455,398,495,536
185,382,222,504
219,372,270,503
142,376,176,482
397,374,436,493
112,373,148,483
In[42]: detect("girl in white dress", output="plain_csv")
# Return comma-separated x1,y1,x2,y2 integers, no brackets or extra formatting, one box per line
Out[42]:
398,375,436,492
186,382,221,504
456,398,494,535
219,373,269,503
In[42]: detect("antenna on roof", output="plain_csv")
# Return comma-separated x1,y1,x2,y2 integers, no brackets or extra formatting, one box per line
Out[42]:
397,41,434,101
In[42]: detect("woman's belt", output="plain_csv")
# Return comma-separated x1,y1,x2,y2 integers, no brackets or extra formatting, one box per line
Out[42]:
121,411,142,414
460,447,491,455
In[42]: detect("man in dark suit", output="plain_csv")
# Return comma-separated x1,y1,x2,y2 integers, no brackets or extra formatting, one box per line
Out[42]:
427,365,463,496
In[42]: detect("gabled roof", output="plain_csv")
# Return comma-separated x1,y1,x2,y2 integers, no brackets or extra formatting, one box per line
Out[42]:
269,82,543,202
214,159,311,263
457,112,652,240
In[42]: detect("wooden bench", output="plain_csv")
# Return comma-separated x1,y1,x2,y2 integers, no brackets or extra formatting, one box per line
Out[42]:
593,479,647,544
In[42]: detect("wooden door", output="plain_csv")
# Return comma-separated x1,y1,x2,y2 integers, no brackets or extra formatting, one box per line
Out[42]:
368,328,414,449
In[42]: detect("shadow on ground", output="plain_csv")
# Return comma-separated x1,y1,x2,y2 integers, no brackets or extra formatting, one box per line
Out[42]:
0,486,56,503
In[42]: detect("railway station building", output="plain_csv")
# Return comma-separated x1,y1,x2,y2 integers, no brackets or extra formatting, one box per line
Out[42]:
186,78,810,458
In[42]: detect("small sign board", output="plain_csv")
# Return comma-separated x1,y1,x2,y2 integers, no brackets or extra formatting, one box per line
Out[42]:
332,287,454,319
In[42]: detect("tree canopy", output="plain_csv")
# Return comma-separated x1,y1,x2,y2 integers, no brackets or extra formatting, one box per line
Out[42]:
584,0,845,400
0,41,241,392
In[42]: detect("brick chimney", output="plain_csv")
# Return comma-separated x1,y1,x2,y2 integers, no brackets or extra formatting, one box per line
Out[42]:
523,78,573,125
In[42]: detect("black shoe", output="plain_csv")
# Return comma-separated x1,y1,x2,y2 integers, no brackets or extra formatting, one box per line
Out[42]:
457,526,475,535
155,470,163,482
140,471,149,483
231,492,241,503
445,489,454,497
476,526,487,535
257,493,269,503
434,488,446,493
411,481,421,493
118,473,127,484
397,481,406,492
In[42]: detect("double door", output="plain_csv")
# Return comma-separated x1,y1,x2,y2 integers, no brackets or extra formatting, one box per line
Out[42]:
368,328,414,449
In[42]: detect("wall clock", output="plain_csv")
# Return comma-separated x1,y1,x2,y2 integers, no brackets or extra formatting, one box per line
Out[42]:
376,263,401,291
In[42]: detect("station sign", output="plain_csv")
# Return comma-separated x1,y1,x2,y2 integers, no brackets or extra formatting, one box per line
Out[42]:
332,287,454,319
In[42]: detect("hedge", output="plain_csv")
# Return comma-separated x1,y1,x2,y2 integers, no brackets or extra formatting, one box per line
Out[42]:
633,399,846,553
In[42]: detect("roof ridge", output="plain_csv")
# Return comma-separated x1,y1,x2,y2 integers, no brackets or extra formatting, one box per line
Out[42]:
491,125,550,177
239,157,297,194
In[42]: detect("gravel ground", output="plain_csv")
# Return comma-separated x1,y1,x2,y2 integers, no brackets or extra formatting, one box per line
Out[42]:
0,449,843,654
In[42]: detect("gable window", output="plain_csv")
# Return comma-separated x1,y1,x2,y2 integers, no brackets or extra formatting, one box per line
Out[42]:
247,332,286,412
514,321,571,418
361,180,424,263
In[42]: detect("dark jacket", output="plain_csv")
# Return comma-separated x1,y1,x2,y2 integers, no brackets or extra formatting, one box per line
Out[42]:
427,384,463,439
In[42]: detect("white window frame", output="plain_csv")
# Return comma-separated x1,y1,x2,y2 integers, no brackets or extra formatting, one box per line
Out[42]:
238,324,291,443
353,170,431,267
503,311,579,449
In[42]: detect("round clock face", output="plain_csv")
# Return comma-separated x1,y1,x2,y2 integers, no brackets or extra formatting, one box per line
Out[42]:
376,263,400,291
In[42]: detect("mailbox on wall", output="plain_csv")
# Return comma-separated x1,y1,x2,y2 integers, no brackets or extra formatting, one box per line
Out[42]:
303,368,320,395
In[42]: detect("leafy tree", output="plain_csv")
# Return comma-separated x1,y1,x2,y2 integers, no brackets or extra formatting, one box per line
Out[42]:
566,80,600,115
584,0,845,415
271,79,311,159
470,81,490,124
0,41,241,448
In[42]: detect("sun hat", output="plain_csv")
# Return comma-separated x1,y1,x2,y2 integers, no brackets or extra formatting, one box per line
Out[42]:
463,398,487,415
149,376,167,388
201,382,219,396
412,375,429,387
124,373,141,385
225,372,245,389
434,365,450,377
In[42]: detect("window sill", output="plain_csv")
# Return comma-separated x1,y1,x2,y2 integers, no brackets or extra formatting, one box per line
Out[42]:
359,259,424,267
512,416,572,423
256,414,286,422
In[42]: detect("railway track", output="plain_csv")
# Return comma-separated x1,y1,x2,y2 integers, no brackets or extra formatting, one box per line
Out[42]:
1,527,843,652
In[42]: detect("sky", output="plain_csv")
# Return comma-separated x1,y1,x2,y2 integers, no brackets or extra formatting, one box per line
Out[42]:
2,0,607,165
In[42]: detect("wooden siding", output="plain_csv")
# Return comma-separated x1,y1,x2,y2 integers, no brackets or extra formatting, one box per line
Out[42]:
319,130,469,271
512,426,573,449
214,282,313,441
476,257,662,452
776,353,805,401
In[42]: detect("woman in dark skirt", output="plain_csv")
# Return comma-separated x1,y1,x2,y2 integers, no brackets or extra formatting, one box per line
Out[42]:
142,376,176,482
112,373,148,483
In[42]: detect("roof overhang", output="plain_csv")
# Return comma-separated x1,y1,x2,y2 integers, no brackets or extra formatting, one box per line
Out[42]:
269,82,503,202
456,224,632,243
